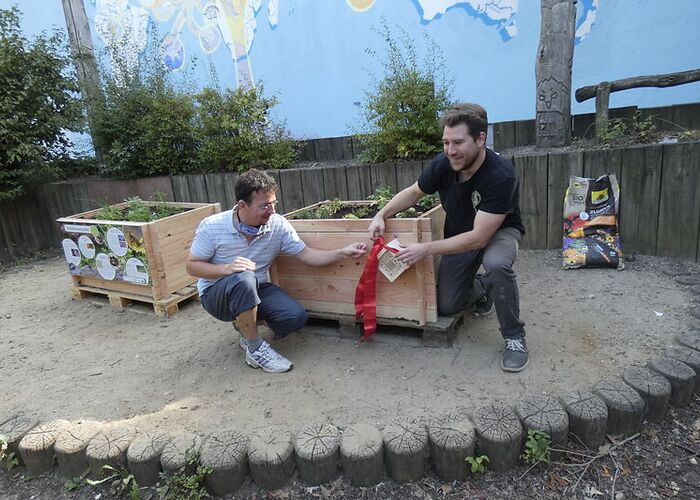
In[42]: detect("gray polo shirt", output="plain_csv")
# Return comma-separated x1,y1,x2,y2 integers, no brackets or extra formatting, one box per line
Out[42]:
190,209,306,295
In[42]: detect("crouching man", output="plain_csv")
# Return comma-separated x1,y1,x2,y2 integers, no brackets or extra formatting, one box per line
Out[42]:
367,104,528,372
187,169,367,373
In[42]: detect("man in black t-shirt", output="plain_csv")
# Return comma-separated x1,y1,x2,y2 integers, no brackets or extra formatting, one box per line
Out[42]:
367,103,528,372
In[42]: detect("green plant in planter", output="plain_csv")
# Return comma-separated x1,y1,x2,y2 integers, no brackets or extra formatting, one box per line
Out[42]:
95,193,186,222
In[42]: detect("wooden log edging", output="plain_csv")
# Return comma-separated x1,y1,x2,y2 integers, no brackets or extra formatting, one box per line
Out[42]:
1,335,699,493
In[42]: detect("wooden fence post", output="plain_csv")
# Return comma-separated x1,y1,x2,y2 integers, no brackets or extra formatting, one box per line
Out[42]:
595,82,611,140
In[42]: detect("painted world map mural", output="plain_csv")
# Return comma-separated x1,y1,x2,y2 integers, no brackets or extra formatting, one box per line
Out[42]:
4,0,693,139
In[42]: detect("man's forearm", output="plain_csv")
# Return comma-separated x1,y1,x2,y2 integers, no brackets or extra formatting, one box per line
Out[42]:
376,186,422,220
426,231,490,256
303,248,344,267
186,260,229,279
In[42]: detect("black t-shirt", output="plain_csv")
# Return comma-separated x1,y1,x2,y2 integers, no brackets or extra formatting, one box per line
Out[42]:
418,149,525,238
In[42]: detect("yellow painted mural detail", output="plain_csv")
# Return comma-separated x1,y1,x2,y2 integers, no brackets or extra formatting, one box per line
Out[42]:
346,0,376,13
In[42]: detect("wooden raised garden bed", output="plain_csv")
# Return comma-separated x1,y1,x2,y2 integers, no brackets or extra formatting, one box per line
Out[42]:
271,200,445,325
57,201,220,312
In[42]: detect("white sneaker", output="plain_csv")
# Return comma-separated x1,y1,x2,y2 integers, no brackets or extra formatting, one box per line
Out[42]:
245,340,293,373
239,335,248,351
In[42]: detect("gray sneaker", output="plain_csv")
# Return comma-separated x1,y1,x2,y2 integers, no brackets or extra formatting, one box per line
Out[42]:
245,340,293,373
501,337,529,372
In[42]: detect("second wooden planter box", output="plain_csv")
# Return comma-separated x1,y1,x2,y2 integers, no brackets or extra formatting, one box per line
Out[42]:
271,201,445,325
57,202,220,313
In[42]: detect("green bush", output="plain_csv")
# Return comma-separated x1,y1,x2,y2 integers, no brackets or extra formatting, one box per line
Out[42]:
0,7,84,200
355,19,453,163
91,45,297,178
598,111,657,147
91,49,197,179
193,84,299,172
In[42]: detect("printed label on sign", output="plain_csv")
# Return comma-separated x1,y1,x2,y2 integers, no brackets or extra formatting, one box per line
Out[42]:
106,227,128,257
62,239,81,266
124,257,150,285
378,238,410,283
95,253,116,280
63,224,92,234
78,235,96,258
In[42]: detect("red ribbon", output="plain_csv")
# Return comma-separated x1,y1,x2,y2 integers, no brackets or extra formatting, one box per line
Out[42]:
354,236,400,343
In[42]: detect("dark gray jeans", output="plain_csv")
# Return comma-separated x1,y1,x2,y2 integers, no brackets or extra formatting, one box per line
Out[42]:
201,271,307,338
437,227,526,339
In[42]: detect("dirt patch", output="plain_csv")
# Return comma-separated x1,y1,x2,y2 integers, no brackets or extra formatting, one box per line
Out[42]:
1,249,700,497
0,249,698,439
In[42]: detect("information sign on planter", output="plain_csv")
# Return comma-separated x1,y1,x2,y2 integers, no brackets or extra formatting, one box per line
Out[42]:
57,202,220,301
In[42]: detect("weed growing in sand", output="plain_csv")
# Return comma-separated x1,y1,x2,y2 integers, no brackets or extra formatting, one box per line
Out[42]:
465,454,489,474
521,429,552,465
0,434,19,470
157,450,212,500
84,464,140,499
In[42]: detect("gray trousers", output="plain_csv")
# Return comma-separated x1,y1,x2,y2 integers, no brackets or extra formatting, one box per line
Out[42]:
437,227,526,339
201,271,307,338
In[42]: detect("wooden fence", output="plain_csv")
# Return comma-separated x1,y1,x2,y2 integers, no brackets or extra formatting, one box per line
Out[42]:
295,103,700,162
493,102,700,151
1,142,699,264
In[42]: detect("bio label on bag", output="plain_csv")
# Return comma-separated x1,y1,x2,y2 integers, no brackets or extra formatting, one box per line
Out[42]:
562,174,624,270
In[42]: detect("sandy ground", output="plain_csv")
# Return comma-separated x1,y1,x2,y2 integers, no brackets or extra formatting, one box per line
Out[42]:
1,250,699,439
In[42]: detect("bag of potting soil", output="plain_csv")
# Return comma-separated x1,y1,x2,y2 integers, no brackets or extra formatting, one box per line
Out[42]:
562,174,624,270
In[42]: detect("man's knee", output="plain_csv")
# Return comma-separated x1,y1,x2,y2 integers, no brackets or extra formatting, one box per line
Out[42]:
223,271,259,317
272,307,308,338
483,259,515,284
288,308,308,332
438,295,464,316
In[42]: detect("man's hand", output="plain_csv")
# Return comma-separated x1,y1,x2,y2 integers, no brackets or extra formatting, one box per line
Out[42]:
223,256,256,274
396,242,430,266
341,242,367,258
368,216,385,241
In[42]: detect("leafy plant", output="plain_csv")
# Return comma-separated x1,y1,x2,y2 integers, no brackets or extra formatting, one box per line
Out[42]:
367,185,394,210
354,18,453,162
91,46,197,179
416,192,440,212
0,434,19,470
86,464,140,500
598,111,657,147
465,454,489,474
157,452,212,500
0,7,84,200
95,194,186,222
521,429,552,465
193,84,298,172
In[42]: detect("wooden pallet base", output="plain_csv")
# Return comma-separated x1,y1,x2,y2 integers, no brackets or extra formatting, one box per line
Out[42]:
71,284,199,318
303,310,465,348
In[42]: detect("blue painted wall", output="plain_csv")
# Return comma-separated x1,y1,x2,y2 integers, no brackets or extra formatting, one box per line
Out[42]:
3,1,699,139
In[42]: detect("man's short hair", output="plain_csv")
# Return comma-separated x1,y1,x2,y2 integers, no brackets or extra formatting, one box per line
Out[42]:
235,168,277,203
441,103,488,140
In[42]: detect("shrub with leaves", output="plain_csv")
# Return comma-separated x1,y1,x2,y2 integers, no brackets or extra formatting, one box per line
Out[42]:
0,7,84,200
598,111,657,147
355,18,453,163
91,47,197,179
194,84,299,172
